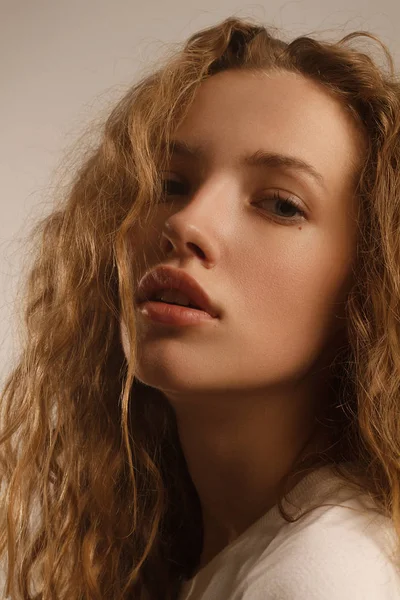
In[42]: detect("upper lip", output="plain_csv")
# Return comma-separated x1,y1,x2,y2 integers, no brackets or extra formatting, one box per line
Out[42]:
135,265,220,318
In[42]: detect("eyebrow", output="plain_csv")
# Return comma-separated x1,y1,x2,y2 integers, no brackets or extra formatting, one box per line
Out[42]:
163,138,327,192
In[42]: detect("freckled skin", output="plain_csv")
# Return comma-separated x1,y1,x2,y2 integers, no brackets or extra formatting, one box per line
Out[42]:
120,69,366,570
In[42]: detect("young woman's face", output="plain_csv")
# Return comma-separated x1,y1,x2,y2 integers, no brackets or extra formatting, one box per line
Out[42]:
123,69,365,399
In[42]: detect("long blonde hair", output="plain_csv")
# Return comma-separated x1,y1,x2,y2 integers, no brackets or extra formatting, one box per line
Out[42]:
1,15,400,599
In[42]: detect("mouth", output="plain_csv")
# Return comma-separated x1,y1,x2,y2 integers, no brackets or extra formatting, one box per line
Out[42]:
137,298,217,326
150,298,202,310
135,266,220,318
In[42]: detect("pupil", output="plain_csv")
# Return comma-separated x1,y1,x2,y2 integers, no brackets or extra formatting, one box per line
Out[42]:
278,200,296,217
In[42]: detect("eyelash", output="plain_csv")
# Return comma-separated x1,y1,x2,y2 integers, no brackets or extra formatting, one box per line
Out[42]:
161,179,307,223
256,191,306,222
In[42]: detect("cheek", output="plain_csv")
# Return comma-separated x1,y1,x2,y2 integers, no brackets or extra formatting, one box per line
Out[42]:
242,247,350,356
257,227,353,313
128,224,162,278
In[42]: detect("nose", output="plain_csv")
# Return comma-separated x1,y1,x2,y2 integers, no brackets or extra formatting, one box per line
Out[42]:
159,219,218,267
157,174,236,266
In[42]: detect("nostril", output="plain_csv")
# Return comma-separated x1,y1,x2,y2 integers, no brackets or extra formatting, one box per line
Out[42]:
188,242,206,260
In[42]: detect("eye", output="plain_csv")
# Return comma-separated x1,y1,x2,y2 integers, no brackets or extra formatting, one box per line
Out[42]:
161,178,188,198
255,191,306,223
159,177,307,224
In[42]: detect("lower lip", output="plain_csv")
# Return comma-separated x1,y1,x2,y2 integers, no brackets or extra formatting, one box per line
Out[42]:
137,301,217,326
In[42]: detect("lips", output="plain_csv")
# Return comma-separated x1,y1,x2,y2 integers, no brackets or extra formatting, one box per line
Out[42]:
135,266,220,318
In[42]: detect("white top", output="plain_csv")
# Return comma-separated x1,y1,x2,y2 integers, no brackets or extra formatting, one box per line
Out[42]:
178,463,400,599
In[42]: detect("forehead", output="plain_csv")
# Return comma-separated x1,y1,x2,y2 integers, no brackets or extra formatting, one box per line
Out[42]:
173,69,366,192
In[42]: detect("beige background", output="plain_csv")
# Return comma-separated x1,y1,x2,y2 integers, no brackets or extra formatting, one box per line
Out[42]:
1,0,399,386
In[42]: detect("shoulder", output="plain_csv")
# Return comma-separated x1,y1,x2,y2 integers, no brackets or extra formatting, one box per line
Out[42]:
242,496,400,599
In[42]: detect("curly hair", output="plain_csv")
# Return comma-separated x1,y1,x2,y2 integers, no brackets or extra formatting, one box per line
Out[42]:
1,15,400,600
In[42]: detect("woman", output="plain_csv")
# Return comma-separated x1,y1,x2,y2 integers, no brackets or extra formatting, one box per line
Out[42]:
1,15,400,600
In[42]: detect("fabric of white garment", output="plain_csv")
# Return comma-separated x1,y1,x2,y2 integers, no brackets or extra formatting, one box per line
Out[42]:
177,463,400,600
